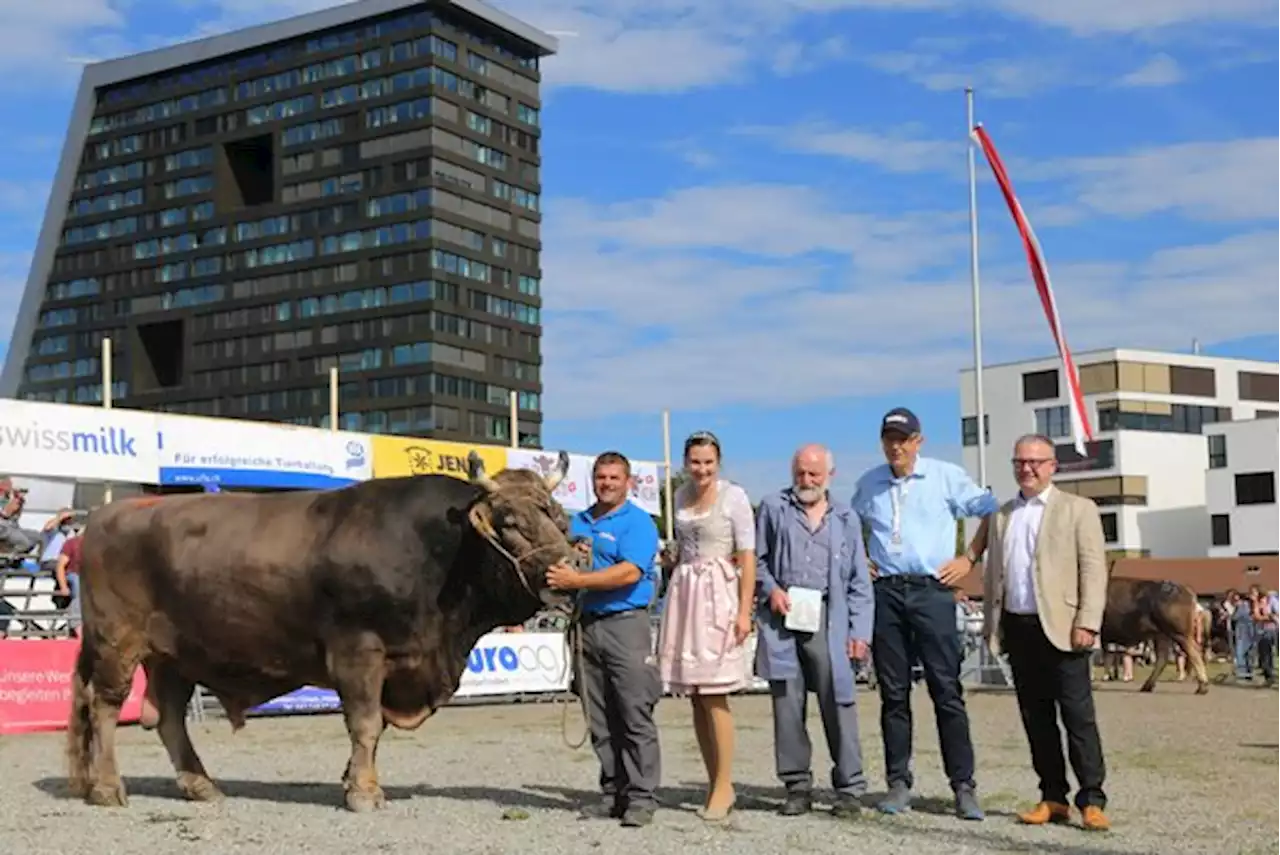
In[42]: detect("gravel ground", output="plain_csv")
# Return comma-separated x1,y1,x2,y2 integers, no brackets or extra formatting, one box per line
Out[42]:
0,679,1275,855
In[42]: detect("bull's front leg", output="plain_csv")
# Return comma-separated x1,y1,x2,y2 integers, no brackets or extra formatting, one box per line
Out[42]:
328,634,389,813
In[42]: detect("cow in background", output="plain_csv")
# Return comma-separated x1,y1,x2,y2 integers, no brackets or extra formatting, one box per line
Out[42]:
1098,576,1209,695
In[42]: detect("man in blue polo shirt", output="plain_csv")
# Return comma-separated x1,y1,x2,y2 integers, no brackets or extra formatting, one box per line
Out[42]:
852,407,997,821
547,450,662,828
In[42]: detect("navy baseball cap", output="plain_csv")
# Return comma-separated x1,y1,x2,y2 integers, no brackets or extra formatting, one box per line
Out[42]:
880,407,921,437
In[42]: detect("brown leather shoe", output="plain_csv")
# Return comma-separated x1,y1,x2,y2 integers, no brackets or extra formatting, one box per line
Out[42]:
1017,801,1071,825
1080,806,1111,831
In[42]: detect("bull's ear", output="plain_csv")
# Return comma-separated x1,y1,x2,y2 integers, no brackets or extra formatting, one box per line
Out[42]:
468,501,499,541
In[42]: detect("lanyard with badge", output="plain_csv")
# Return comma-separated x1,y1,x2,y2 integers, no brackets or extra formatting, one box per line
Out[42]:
888,479,910,554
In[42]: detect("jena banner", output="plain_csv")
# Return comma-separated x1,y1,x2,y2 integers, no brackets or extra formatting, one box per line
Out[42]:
0,400,159,484
155,414,372,489
370,436,507,480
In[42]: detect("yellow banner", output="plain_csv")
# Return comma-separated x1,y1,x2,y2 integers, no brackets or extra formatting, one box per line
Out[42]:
371,436,508,480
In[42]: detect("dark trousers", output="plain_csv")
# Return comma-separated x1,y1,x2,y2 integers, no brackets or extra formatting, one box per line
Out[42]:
1001,612,1107,810
577,609,662,809
872,574,975,793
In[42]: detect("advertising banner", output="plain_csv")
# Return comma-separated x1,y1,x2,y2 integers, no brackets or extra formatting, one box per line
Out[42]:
0,639,149,734
154,414,371,489
371,436,507,480
0,400,158,484
457,631,570,696
246,631,570,716
505,449,594,513
628,461,663,516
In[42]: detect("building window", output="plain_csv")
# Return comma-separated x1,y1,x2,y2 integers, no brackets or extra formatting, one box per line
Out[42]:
1169,365,1216,397
1117,361,1170,393
1096,400,1230,434
1035,405,1071,439
1210,514,1231,547
1239,371,1279,403
1256,409,1278,419
1022,369,1059,402
1207,434,1227,469
1077,362,1117,395
1234,472,1276,506
1055,475,1147,506
1055,439,1115,473
1099,512,1118,544
961,414,989,447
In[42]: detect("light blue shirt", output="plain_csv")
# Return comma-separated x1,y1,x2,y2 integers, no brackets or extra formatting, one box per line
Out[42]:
40,529,67,564
851,456,999,578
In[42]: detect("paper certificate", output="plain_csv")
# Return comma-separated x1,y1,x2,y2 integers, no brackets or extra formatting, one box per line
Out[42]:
784,586,824,633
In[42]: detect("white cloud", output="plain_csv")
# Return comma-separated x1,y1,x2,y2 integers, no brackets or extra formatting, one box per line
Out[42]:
740,122,1278,224
864,49,1085,98
0,1,126,84
989,0,1277,36
735,122,958,174
1046,138,1279,221
1116,53,1184,86
538,181,1277,422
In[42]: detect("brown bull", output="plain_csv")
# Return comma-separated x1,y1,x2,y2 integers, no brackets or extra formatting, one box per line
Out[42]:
1098,576,1209,694
66,452,575,811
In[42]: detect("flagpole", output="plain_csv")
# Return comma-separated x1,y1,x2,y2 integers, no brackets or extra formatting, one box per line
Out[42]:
965,86,989,491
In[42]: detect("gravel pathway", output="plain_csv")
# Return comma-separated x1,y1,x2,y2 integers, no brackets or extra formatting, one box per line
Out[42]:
0,680,1274,855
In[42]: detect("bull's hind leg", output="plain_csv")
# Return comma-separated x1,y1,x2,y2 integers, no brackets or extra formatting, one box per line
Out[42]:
1173,634,1211,695
144,658,224,802
85,636,146,807
328,634,389,813
1140,637,1172,693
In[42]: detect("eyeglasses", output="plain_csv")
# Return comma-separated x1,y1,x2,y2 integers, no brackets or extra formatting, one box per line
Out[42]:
1011,458,1054,469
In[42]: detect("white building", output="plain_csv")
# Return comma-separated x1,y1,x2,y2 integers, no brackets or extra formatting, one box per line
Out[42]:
958,348,1279,559
1205,418,1279,558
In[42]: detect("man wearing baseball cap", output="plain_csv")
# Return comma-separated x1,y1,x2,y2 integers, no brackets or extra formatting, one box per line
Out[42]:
851,407,997,821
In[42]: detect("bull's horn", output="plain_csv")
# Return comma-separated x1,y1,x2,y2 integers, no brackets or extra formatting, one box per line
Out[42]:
544,450,570,492
467,451,499,493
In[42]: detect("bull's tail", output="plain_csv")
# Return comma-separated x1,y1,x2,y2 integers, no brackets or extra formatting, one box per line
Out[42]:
65,638,97,798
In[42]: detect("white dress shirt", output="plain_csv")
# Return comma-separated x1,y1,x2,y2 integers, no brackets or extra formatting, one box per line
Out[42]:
1003,484,1054,615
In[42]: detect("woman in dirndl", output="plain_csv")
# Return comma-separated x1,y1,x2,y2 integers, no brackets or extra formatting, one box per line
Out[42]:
656,431,756,822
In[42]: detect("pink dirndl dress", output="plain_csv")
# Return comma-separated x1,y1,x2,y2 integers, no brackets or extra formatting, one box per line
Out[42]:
657,480,756,695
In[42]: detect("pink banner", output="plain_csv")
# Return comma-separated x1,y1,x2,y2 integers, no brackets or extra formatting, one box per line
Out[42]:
0,639,149,735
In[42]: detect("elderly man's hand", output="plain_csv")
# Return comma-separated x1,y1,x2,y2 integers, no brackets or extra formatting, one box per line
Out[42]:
546,562,583,590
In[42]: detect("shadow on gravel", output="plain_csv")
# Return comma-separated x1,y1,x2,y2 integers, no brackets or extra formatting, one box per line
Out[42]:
527,781,787,814
881,822,1160,855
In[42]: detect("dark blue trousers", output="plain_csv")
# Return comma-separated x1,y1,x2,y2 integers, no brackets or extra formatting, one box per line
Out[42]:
871,574,976,793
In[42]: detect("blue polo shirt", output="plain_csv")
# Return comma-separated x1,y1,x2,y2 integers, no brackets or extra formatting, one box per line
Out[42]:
568,500,660,616
852,456,999,579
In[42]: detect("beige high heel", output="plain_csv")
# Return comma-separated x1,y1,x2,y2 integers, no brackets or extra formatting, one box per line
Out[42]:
696,793,737,822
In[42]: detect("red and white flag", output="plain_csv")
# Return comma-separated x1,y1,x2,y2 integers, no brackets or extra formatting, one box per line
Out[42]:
970,123,1094,457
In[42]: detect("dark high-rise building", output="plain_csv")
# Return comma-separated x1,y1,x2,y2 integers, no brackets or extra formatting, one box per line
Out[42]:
1,0,556,447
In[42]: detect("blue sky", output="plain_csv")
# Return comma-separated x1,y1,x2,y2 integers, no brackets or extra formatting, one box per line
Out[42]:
0,0,1276,501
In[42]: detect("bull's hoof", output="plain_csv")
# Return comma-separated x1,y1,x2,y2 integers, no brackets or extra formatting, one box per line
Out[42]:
86,781,129,807
344,786,387,813
1194,683,1210,695
177,773,225,803
66,775,92,799
1138,683,1155,693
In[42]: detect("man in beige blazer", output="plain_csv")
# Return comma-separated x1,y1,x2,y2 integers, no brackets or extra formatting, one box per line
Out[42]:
982,433,1111,833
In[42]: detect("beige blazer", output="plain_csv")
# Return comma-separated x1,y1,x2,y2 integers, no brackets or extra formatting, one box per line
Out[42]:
982,486,1109,655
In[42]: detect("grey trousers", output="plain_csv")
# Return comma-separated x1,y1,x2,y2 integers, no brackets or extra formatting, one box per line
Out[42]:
577,608,662,809
769,612,867,796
